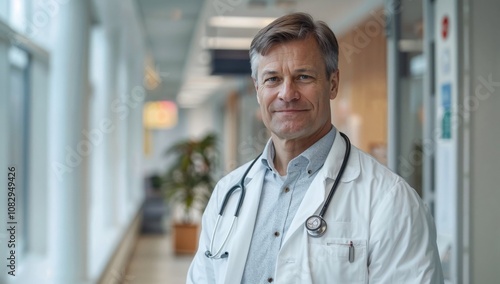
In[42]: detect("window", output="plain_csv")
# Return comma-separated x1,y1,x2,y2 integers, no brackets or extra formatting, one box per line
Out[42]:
8,45,31,256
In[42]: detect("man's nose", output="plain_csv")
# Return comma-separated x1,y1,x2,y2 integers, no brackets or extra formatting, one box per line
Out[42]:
278,79,300,102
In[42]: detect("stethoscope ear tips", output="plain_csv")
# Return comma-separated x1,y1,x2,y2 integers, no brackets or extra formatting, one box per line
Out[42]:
305,215,327,238
205,251,212,258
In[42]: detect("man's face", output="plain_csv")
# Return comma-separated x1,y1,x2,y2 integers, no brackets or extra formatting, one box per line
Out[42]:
254,38,339,144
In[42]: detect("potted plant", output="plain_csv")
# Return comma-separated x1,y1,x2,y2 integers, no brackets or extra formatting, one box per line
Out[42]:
162,133,217,254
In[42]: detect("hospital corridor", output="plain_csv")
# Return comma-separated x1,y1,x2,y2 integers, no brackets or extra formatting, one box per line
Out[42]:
0,0,499,283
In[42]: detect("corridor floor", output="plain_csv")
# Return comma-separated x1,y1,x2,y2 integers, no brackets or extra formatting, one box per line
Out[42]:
125,233,193,284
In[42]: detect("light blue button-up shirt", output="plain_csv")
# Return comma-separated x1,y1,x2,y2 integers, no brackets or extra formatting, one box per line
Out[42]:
241,127,336,283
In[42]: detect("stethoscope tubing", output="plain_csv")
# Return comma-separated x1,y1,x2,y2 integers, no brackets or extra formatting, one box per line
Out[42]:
217,153,262,217
208,215,236,258
207,153,262,258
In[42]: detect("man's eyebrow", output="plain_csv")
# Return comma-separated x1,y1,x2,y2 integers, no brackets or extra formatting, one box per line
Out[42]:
260,68,319,78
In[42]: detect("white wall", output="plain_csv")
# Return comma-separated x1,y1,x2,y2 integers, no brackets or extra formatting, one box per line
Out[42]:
467,0,500,282
0,26,10,284
187,103,217,139
434,1,460,281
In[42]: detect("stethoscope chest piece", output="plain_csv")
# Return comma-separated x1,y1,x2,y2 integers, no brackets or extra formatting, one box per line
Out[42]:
305,215,327,238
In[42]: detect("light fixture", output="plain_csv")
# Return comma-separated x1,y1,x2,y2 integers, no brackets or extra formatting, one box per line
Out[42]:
202,36,253,50
143,101,178,129
208,16,276,29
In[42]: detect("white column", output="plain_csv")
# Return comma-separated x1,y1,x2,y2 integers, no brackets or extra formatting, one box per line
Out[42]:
434,0,460,282
88,26,119,229
0,35,10,284
111,30,129,226
102,28,120,228
129,31,147,210
125,55,135,214
28,55,50,256
126,59,143,212
88,27,104,277
131,89,146,206
88,25,121,279
46,0,90,282
385,0,401,171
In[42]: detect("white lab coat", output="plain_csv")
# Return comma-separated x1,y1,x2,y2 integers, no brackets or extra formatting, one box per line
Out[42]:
187,133,444,284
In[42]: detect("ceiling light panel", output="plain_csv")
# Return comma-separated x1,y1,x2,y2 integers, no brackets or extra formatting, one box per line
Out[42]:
208,16,276,28
202,37,253,50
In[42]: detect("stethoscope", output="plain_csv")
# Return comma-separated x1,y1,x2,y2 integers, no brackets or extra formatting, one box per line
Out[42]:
205,132,351,259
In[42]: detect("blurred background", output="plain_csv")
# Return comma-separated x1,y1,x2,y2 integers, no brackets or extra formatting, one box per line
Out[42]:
0,0,499,283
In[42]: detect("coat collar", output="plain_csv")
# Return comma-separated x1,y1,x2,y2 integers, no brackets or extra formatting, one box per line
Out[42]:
282,130,360,244
323,130,360,183
246,129,359,182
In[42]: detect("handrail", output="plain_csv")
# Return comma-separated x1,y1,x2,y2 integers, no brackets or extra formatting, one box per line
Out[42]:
0,18,49,64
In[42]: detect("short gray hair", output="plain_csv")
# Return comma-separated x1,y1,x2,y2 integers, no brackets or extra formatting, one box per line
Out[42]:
249,12,339,81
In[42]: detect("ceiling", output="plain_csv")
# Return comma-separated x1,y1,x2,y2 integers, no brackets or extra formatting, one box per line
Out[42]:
135,0,386,107
136,0,204,103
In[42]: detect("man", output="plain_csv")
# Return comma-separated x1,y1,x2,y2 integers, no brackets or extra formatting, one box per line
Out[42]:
187,12,443,284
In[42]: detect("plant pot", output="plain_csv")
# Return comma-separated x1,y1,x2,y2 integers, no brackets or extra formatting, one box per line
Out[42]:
172,223,199,254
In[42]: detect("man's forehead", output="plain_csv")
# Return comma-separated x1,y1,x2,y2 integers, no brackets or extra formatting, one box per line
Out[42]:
257,48,322,74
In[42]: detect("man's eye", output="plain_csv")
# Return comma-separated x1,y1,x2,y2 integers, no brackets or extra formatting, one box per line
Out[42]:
298,75,311,80
264,77,278,82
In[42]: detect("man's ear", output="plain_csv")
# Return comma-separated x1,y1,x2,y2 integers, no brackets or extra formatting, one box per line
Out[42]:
253,78,261,104
329,70,340,100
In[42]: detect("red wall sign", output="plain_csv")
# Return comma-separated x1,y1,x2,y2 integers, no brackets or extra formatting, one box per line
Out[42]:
442,16,449,40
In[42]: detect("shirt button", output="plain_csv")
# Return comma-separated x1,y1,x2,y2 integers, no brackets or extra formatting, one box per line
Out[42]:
274,231,280,237
307,170,312,174
267,277,274,282
284,187,290,193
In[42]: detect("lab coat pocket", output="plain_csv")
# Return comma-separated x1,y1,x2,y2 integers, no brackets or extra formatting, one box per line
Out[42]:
308,238,367,283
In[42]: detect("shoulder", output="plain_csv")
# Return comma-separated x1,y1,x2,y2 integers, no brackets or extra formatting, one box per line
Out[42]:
353,146,403,185
351,146,418,203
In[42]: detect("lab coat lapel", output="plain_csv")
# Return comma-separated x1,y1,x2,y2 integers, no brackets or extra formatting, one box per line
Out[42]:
224,168,265,284
282,131,358,245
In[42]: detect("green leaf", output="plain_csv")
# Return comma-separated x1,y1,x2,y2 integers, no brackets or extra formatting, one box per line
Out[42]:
161,133,219,223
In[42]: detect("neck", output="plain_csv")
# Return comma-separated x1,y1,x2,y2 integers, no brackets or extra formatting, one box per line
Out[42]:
272,124,332,175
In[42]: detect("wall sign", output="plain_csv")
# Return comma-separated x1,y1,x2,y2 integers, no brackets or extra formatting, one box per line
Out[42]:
441,83,452,139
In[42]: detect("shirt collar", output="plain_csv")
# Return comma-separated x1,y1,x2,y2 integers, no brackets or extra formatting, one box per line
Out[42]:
260,126,336,175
